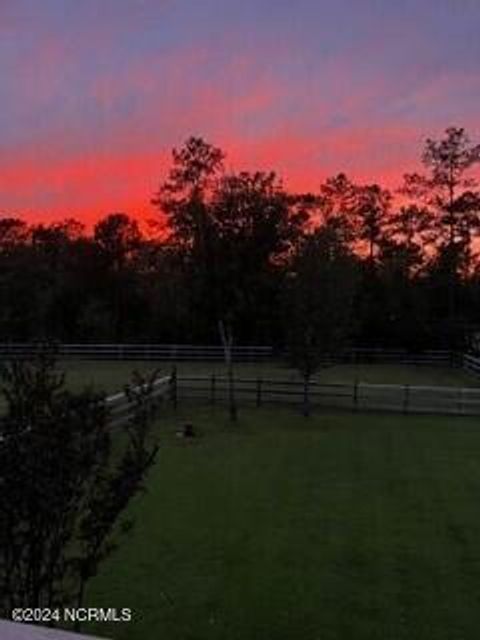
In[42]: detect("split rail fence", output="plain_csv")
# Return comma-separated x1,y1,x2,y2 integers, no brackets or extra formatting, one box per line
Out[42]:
2,343,480,418
174,374,480,417
105,374,171,427
461,352,480,377
0,343,273,362
0,343,462,365
0,343,475,370
0,375,172,442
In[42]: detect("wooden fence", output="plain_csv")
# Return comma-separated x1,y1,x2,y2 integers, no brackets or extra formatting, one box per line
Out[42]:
0,343,458,366
106,374,171,427
0,343,273,362
4,369,478,429
174,374,480,417
0,375,172,443
1,343,479,386
461,352,480,377
345,348,454,366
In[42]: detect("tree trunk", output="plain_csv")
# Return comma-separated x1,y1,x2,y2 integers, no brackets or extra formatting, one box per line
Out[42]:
219,319,237,423
447,176,456,323
227,357,237,423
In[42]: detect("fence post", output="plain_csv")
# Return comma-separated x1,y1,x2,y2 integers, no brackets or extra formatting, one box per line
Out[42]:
302,377,310,417
210,373,216,405
403,384,410,414
256,378,262,407
457,388,463,415
170,365,178,410
353,380,359,411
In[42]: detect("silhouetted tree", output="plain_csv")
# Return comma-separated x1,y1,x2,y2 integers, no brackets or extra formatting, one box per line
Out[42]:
353,183,392,264
152,137,225,340
317,173,358,246
152,136,224,250
283,228,358,415
402,127,480,332
93,213,143,341
1,127,480,351
385,204,434,273
210,170,307,342
0,217,30,251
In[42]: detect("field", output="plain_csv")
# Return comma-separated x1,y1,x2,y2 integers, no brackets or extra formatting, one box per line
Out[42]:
82,405,480,640
58,359,480,394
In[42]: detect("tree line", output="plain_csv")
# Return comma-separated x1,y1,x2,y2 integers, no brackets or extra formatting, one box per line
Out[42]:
1,126,480,351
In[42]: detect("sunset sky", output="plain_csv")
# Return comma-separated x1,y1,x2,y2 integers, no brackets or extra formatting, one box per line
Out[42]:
1,0,479,227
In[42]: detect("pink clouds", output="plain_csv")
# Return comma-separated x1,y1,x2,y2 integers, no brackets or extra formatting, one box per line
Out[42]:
224,122,423,194
0,149,169,228
0,121,423,231
1,1,478,228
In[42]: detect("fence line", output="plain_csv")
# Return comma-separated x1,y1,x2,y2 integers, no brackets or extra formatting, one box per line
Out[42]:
0,374,171,444
345,348,454,366
2,343,480,385
175,374,480,417
461,352,480,377
0,343,460,365
106,374,171,427
0,343,273,362
5,371,477,436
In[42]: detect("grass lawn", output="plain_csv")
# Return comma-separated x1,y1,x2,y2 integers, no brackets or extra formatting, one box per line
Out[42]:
83,405,480,640
315,363,480,387
59,359,480,394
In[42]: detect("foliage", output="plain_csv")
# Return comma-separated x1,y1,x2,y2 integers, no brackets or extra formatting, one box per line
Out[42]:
0,128,480,348
0,351,159,624
401,127,480,332
283,227,358,402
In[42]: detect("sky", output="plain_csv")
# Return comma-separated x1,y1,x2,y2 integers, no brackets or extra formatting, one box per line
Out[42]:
0,0,479,227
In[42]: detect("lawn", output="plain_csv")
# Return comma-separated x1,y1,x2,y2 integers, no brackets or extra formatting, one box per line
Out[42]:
58,359,480,394
83,405,480,640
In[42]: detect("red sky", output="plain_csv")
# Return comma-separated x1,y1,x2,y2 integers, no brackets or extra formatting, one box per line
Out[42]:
1,1,479,229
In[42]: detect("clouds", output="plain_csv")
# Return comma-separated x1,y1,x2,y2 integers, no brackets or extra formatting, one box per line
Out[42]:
0,0,479,225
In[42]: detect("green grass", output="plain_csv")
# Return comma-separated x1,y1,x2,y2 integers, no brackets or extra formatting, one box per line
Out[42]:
58,359,480,394
83,406,480,640
315,363,480,387
57,360,170,393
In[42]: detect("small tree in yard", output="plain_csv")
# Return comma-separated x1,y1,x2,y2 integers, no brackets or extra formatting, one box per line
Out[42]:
284,228,358,416
218,317,237,423
0,350,159,629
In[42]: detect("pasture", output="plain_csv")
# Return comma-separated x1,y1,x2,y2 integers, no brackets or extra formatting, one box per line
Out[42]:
82,405,480,640
58,358,480,394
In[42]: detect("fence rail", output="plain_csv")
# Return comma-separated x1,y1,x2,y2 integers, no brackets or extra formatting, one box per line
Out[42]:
105,374,171,427
0,343,462,365
347,348,454,366
0,343,274,362
461,352,480,377
175,375,480,417
0,374,171,443
1,343,480,386
3,368,479,429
